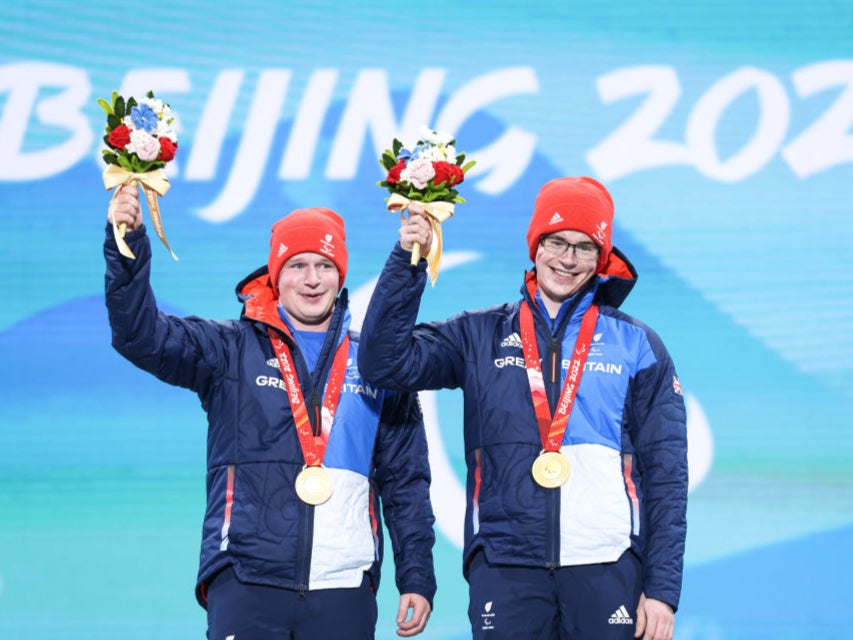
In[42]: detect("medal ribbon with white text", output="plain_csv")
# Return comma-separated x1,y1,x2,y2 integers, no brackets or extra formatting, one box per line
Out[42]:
518,300,599,451
268,328,350,466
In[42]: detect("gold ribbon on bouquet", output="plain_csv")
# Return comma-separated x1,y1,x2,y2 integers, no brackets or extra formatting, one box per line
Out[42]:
386,193,454,286
102,164,178,261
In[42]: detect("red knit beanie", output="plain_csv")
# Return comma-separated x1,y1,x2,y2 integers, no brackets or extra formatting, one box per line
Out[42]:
268,207,348,296
526,176,614,272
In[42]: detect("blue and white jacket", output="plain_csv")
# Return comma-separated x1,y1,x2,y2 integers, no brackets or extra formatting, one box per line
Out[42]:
104,226,436,608
358,243,687,610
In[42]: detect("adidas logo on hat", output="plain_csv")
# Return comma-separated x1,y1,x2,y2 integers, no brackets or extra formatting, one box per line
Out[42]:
549,211,564,225
277,242,287,257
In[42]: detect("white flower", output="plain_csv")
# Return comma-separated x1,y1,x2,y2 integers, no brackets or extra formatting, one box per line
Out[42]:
420,146,446,163
420,126,454,146
141,96,164,114
156,119,176,140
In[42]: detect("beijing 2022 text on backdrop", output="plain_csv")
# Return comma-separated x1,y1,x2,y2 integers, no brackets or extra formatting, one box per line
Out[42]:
1,2,851,638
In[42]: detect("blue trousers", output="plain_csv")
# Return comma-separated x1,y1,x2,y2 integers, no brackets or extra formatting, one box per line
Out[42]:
467,549,642,640
206,566,378,640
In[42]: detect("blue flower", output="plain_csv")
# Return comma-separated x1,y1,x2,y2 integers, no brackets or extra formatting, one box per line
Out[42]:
397,143,431,164
130,104,159,133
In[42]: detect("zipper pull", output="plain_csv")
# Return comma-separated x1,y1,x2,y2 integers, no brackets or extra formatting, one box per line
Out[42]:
311,392,321,435
548,338,560,384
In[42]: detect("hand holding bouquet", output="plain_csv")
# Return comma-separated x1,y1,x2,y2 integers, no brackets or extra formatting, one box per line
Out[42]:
378,127,475,284
99,90,179,260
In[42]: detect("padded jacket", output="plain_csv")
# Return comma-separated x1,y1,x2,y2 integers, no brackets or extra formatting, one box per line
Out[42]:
358,243,687,610
104,226,436,608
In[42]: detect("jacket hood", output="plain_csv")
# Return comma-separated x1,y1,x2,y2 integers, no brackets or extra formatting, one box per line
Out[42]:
236,266,287,331
593,245,637,308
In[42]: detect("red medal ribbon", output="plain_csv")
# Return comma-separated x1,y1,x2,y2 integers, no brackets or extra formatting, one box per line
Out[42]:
518,300,599,451
268,327,350,466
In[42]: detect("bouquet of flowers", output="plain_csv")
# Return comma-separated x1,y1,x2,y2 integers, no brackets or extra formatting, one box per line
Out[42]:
378,126,475,284
99,90,179,260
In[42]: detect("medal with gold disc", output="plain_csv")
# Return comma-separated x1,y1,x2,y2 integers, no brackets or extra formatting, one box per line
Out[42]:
295,465,334,505
518,281,601,488
267,328,351,505
532,450,571,488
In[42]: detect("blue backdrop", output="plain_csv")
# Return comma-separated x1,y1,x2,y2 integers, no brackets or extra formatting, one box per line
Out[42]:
1,2,852,638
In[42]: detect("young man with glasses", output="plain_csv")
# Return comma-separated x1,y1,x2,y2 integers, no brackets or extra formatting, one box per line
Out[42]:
358,176,688,640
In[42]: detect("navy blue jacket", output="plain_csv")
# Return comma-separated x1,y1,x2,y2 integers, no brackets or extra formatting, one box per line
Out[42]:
358,244,687,610
104,225,436,608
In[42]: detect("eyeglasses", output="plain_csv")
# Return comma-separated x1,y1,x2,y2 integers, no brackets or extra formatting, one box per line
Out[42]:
539,236,599,261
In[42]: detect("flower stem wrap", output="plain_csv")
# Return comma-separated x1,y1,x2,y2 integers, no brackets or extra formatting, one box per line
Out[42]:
386,193,454,285
102,164,177,261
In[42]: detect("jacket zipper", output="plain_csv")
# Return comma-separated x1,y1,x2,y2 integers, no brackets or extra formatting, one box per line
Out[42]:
545,334,561,566
294,499,313,594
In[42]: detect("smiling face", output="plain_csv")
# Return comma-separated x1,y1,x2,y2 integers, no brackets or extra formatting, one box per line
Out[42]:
534,230,599,318
276,252,340,331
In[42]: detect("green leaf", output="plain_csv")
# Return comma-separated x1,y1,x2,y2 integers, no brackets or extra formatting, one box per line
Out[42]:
115,96,125,119
380,151,397,170
456,153,466,165
461,160,476,173
425,188,450,202
97,97,113,116
107,114,121,130
392,138,403,155
117,155,133,171
102,151,118,166
146,90,154,99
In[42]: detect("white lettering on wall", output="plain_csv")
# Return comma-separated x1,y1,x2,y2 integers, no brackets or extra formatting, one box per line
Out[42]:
0,62,92,179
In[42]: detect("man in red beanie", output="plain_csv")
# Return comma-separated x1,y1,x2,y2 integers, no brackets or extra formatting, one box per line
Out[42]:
104,185,436,639
359,176,688,640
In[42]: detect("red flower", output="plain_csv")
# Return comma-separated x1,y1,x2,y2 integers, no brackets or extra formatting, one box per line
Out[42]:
158,137,178,162
386,159,406,184
432,161,464,187
107,124,131,150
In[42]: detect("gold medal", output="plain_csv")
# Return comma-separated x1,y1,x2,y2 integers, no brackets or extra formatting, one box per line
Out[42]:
295,465,333,505
532,451,570,488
